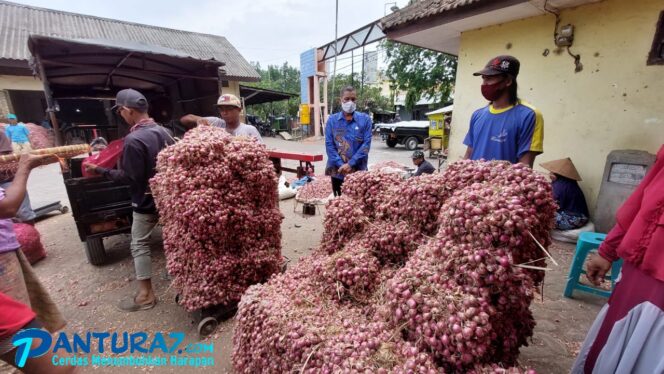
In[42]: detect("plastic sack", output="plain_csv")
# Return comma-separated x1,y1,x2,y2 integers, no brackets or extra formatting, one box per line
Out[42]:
15,223,47,265
551,221,595,244
278,175,296,200
81,138,124,177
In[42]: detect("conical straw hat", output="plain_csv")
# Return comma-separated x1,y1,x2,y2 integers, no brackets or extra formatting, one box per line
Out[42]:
540,158,582,181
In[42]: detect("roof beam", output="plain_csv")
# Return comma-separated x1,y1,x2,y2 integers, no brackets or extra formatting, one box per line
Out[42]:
319,20,385,61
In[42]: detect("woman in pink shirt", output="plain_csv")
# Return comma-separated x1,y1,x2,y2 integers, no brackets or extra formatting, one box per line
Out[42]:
573,145,664,373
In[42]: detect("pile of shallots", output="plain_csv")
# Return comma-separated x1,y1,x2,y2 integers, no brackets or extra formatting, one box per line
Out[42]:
296,176,333,204
25,123,55,149
151,126,282,311
233,160,553,373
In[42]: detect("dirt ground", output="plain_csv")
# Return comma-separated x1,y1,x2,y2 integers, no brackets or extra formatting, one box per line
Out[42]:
10,137,606,373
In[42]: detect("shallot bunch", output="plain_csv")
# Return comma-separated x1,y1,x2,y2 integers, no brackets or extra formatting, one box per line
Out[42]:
376,172,451,234
296,176,333,203
342,171,403,217
314,245,381,302
233,160,550,373
26,123,55,149
151,126,282,311
320,196,368,254
370,160,408,172
358,221,423,264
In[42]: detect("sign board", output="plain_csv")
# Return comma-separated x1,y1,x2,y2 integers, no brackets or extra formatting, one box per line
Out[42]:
299,104,310,125
300,48,317,104
608,163,647,186
594,150,656,233
363,51,378,84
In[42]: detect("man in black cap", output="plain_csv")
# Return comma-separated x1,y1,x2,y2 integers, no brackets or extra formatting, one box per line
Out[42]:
85,88,174,312
463,55,543,167
411,150,435,177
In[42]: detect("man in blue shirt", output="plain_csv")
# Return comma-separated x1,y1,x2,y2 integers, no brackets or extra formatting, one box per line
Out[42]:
4,114,32,154
463,56,543,167
325,86,372,196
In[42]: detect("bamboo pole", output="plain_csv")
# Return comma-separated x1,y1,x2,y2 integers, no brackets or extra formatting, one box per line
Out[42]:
0,144,90,165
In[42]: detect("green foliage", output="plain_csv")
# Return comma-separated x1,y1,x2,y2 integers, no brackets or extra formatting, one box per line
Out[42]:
328,73,393,114
382,40,457,111
247,62,300,120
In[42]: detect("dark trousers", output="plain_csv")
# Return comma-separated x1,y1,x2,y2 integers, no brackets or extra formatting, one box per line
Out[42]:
331,177,344,197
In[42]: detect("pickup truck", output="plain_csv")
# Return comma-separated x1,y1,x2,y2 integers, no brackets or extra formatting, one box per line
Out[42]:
376,121,430,150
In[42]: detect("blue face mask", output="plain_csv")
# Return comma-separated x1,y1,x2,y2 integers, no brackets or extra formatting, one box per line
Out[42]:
341,101,356,114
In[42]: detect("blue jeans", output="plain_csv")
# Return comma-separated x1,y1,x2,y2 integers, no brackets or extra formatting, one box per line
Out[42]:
0,181,36,222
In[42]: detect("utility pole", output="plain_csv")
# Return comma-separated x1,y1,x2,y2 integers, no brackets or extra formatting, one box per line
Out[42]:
331,0,339,108
361,46,365,99
351,49,354,88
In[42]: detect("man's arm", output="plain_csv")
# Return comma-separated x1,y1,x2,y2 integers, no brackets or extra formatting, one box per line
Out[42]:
179,114,202,129
516,108,543,167
92,142,137,184
347,117,373,169
94,166,130,183
324,118,344,168
518,151,537,168
464,147,473,160
248,126,264,144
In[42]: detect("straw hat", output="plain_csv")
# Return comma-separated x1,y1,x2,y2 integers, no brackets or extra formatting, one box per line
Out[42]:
540,158,582,181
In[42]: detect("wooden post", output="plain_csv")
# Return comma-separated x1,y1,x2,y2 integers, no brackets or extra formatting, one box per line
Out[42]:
312,75,321,138
33,53,64,146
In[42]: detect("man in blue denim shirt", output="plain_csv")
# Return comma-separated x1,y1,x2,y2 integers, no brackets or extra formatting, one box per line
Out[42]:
325,86,372,196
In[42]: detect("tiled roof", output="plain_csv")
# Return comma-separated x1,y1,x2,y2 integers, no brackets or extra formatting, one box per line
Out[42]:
381,0,484,31
0,0,259,81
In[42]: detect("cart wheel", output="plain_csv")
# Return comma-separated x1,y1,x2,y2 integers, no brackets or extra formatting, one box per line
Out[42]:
198,317,219,338
60,206,69,214
84,237,107,266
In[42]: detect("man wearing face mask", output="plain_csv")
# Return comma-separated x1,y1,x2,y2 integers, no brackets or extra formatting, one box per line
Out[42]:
325,86,372,196
84,89,174,312
463,55,543,167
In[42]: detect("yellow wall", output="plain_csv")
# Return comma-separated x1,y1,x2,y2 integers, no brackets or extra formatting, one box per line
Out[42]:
221,80,241,98
449,0,664,212
0,75,44,91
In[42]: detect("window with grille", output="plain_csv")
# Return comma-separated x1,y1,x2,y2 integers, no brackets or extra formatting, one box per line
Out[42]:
648,11,664,65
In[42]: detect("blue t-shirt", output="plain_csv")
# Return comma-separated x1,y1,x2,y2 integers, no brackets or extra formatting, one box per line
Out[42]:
5,123,30,144
325,111,372,180
463,101,543,163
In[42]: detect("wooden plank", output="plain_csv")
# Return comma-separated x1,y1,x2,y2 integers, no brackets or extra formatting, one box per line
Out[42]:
279,131,293,140
267,151,323,162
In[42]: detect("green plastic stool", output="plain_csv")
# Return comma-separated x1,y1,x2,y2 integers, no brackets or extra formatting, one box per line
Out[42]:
563,231,623,298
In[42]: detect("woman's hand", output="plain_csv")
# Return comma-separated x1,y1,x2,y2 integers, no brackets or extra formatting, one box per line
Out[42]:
18,153,55,171
586,254,612,286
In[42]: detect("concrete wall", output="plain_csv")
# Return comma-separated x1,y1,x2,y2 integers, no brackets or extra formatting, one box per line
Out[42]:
0,75,43,117
0,75,44,91
449,0,664,213
221,80,241,98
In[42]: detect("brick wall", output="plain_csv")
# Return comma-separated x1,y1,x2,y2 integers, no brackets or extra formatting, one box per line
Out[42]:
0,90,13,119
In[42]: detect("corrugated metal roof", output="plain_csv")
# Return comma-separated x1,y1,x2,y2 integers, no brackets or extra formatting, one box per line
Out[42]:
381,0,484,31
0,0,259,81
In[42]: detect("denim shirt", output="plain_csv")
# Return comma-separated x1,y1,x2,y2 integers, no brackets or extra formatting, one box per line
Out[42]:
325,111,372,180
